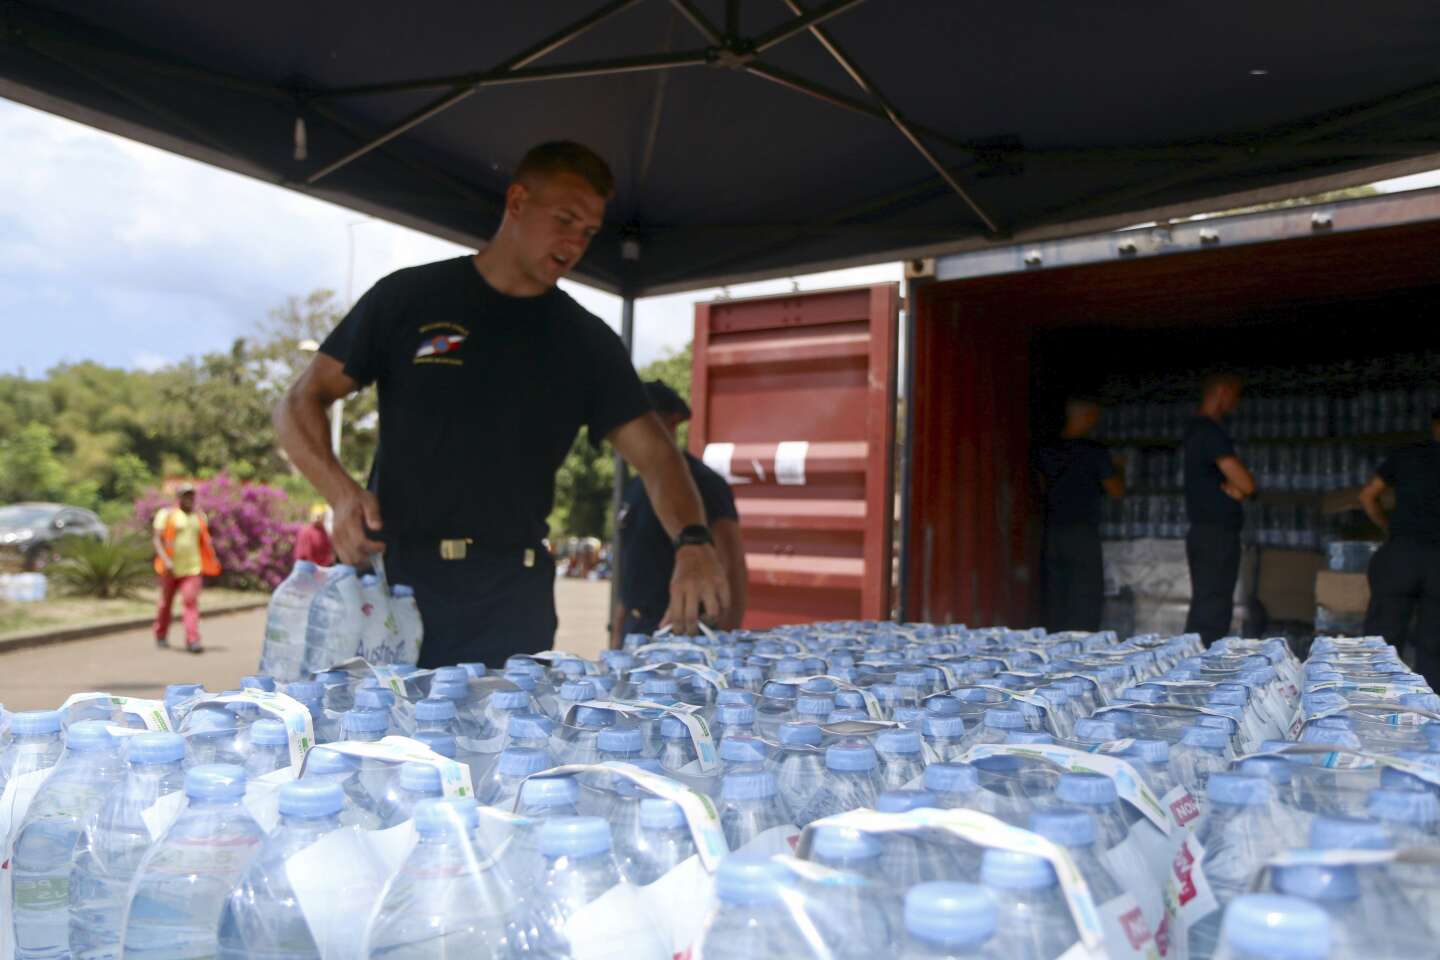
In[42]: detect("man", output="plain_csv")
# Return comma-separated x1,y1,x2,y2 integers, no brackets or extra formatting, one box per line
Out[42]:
151,483,221,653
294,503,334,567
1182,373,1256,645
1036,398,1125,632
1360,408,1440,683
613,380,748,643
275,141,729,669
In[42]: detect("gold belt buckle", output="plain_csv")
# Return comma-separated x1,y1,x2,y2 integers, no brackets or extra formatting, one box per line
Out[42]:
523,548,535,568
439,538,472,561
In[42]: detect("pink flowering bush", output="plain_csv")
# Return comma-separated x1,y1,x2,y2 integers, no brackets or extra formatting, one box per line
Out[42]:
133,474,300,590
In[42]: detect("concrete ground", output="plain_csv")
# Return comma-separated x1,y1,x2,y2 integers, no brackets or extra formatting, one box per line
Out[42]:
0,578,613,711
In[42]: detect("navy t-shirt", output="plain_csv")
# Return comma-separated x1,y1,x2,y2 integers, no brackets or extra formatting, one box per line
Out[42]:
320,256,651,547
617,452,738,617
1377,442,1440,544
1183,416,1243,531
1036,439,1116,526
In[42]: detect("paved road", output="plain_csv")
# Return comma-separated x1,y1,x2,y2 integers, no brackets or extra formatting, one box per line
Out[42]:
0,579,613,711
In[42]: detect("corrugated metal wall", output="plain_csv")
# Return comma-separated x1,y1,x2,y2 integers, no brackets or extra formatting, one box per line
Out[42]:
690,285,899,628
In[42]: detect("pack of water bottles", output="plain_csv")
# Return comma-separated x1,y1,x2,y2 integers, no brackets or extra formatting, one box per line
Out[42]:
260,559,424,682
3,622,1439,959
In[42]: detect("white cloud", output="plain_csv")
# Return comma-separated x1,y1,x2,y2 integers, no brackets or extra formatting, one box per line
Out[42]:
131,350,169,372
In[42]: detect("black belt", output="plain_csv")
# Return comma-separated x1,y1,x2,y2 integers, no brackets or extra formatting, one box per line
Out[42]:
394,538,540,566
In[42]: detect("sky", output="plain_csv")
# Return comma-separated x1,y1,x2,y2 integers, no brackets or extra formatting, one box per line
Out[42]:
0,98,900,378
5,95,1440,379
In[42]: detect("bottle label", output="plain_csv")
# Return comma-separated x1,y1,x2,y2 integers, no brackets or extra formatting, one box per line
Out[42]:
1238,742,1440,788
629,660,730,691
321,735,474,798
60,692,172,732
564,699,718,774
198,689,316,771
970,684,1062,738
791,675,883,719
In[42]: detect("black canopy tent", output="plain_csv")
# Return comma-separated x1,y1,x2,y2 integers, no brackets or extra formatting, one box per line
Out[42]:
5,0,1440,303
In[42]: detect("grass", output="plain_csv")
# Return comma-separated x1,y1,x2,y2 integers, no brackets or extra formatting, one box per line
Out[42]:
0,586,265,639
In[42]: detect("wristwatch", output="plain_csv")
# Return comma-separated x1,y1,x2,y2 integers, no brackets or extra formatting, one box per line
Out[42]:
674,524,714,550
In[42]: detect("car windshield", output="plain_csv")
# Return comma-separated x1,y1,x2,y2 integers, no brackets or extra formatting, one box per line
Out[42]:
0,505,59,530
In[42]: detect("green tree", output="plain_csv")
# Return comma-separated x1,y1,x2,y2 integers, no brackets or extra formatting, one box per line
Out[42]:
0,423,68,502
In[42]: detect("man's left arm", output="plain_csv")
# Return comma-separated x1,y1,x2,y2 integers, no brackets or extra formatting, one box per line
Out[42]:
609,414,730,635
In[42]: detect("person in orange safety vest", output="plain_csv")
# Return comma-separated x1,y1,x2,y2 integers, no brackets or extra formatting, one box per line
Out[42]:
151,483,221,653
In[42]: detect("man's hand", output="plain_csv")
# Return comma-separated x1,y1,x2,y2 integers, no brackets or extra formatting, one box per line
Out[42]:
663,544,729,636
333,489,386,565
159,555,174,572
1221,481,1248,502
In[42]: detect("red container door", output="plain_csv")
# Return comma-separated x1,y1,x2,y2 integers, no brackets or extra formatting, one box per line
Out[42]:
690,285,900,628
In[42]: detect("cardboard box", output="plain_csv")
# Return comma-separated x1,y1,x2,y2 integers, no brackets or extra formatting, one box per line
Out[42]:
1315,570,1370,614
1258,549,1325,622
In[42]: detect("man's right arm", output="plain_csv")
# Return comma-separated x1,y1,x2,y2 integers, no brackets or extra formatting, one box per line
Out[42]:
1358,475,1390,533
274,354,385,564
151,515,171,570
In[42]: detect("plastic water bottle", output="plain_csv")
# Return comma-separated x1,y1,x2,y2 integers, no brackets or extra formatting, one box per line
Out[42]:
711,703,758,743
1217,894,1332,960
412,696,457,737
1367,787,1439,846
67,731,188,960
755,682,798,739
285,680,338,744
480,747,552,810
899,882,1003,958
555,706,615,765
719,734,770,774
244,719,292,778
971,707,1029,746
694,855,827,959
357,573,397,663
1173,726,1232,804
1120,739,1179,797
533,816,624,923
341,706,389,743
1053,773,1131,849
216,780,347,958
11,720,124,959
389,584,423,665
262,560,324,681
596,726,645,764
365,798,518,957
923,763,997,815
0,709,65,785
980,849,1081,959
378,762,445,827
774,723,827,821
657,715,698,772
412,731,457,760
241,675,278,693
163,684,204,727
797,743,881,826
1071,718,1124,747
720,770,791,848
1029,808,1125,904
730,665,765,694
809,825,885,879
518,776,582,819
922,716,969,763
627,799,696,884
300,747,382,830
314,671,354,714
122,765,266,958
180,706,245,769
301,564,364,674
875,729,927,790
795,694,837,726
1271,858,1431,957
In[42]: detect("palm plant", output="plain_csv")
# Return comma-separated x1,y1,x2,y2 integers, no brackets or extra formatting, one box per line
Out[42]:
49,533,154,599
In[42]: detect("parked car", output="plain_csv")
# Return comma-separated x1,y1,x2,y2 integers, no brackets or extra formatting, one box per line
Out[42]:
0,503,109,571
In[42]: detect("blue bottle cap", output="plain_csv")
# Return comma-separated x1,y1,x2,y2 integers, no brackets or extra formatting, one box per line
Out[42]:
640,677,680,697
835,690,867,710
828,709,870,724
241,675,277,692
314,671,349,686
1005,731,1055,745
801,678,838,694
285,681,323,703
1121,739,1170,764
1273,862,1361,902
1073,719,1123,742
559,680,599,703
506,712,554,739
414,796,480,835
715,854,790,905
1030,807,1097,848
761,681,798,701
719,735,769,764
980,849,1058,890
1119,686,1164,704
354,688,395,711
501,672,538,693
415,698,458,723
1309,814,1390,851
796,695,835,718
876,729,923,755
716,704,757,727
894,669,928,688
398,761,444,794
66,720,117,752
1056,772,1119,807
893,706,925,724
250,719,289,747
488,690,531,711
923,715,967,739
924,762,979,794
127,732,186,765
640,798,686,830
1181,727,1230,751
722,769,779,801
729,666,764,684
412,731,457,758
717,689,757,707
598,726,645,754
343,708,389,734
496,747,551,778
778,722,823,747
539,815,613,858
572,706,617,729
1208,773,1275,807
1367,787,1440,826
279,780,345,818
812,825,882,861
185,763,246,801
431,666,469,685
925,697,963,717
520,775,581,808
876,789,938,813
983,707,1026,731
1239,756,1294,786
659,715,689,740
391,584,414,598
556,660,587,679
825,742,879,772
303,747,357,776
11,709,62,736
1221,894,1331,960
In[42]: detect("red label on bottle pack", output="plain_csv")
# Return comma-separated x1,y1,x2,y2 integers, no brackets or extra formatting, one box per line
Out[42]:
1120,907,1152,950
1169,792,1200,827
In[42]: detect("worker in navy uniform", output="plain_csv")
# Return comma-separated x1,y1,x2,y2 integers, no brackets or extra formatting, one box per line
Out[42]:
1182,373,1257,646
1360,408,1440,684
275,142,729,669
1037,398,1125,632
613,380,747,643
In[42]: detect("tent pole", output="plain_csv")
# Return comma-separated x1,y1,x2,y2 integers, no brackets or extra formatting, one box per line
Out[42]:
607,295,637,649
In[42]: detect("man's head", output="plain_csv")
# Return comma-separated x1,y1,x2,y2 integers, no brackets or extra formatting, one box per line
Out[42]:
176,483,196,513
1200,372,1244,416
1063,397,1102,438
309,503,328,526
497,141,613,290
645,380,692,438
